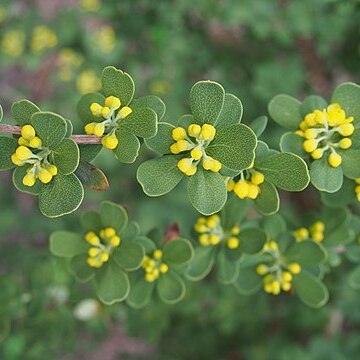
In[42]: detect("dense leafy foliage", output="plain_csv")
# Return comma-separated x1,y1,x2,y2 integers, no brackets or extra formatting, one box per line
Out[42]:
1,1,360,359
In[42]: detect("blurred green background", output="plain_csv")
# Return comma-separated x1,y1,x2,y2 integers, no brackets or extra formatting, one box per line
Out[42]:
1,0,360,359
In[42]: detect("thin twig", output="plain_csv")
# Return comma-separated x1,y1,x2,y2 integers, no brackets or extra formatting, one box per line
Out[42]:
0,123,102,144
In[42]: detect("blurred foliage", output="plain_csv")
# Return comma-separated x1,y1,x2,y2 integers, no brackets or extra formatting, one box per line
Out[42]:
1,0,360,359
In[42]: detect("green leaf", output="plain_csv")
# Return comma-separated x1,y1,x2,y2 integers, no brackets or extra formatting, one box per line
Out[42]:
81,211,103,233
113,130,140,163
100,201,128,234
234,266,262,295
190,81,225,125
279,132,307,158
113,241,144,271
262,214,286,239
144,122,174,155
31,112,67,149
188,168,227,215
76,92,105,124
95,262,130,304
64,119,73,137
332,82,360,121
39,173,84,218
79,144,102,162
248,116,268,137
320,177,355,207
292,271,329,308
50,231,88,257
285,241,326,265
75,161,109,191
300,95,327,117
254,181,280,215
122,221,141,240
137,155,184,196
217,248,240,284
11,100,40,126
137,236,157,253
254,140,272,161
256,152,309,191
239,228,267,254
0,137,17,170
0,104,3,122
127,276,154,308
12,165,41,195
346,245,360,263
338,149,360,179
268,94,302,130
323,207,351,233
325,228,353,246
215,93,243,130
102,66,135,106
52,138,79,175
157,271,185,304
132,95,166,120
163,238,194,265
348,265,360,290
69,254,94,282
221,196,248,230
185,246,216,281
310,157,343,193
178,114,194,129
207,124,257,171
118,107,157,139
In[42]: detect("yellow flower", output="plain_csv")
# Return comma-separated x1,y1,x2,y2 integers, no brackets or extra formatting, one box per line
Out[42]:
101,133,119,149
92,26,116,53
172,127,187,141
85,227,121,269
200,124,216,141
328,152,342,168
1,30,25,57
76,70,101,94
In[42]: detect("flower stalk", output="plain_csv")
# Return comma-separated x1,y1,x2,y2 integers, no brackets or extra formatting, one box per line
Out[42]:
0,123,102,144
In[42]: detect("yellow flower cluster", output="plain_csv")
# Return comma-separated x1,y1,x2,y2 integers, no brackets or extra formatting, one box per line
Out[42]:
293,221,325,243
85,227,121,268
11,125,58,187
170,124,222,176
257,240,301,295
91,26,116,54
354,179,360,202
296,103,354,168
58,48,83,82
1,30,25,57
86,96,133,149
76,69,101,94
149,80,171,96
141,249,169,282
227,171,264,200
31,26,58,54
80,0,101,12
194,214,240,249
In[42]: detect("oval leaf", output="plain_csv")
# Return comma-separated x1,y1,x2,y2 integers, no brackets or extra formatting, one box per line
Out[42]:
187,167,227,215
156,271,185,304
163,238,194,265
207,124,257,171
50,231,88,257
190,81,225,125
292,271,329,308
137,155,184,196
95,262,130,304
39,173,84,218
256,152,310,191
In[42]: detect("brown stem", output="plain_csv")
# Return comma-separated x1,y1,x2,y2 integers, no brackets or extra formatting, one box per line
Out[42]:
0,123,102,144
